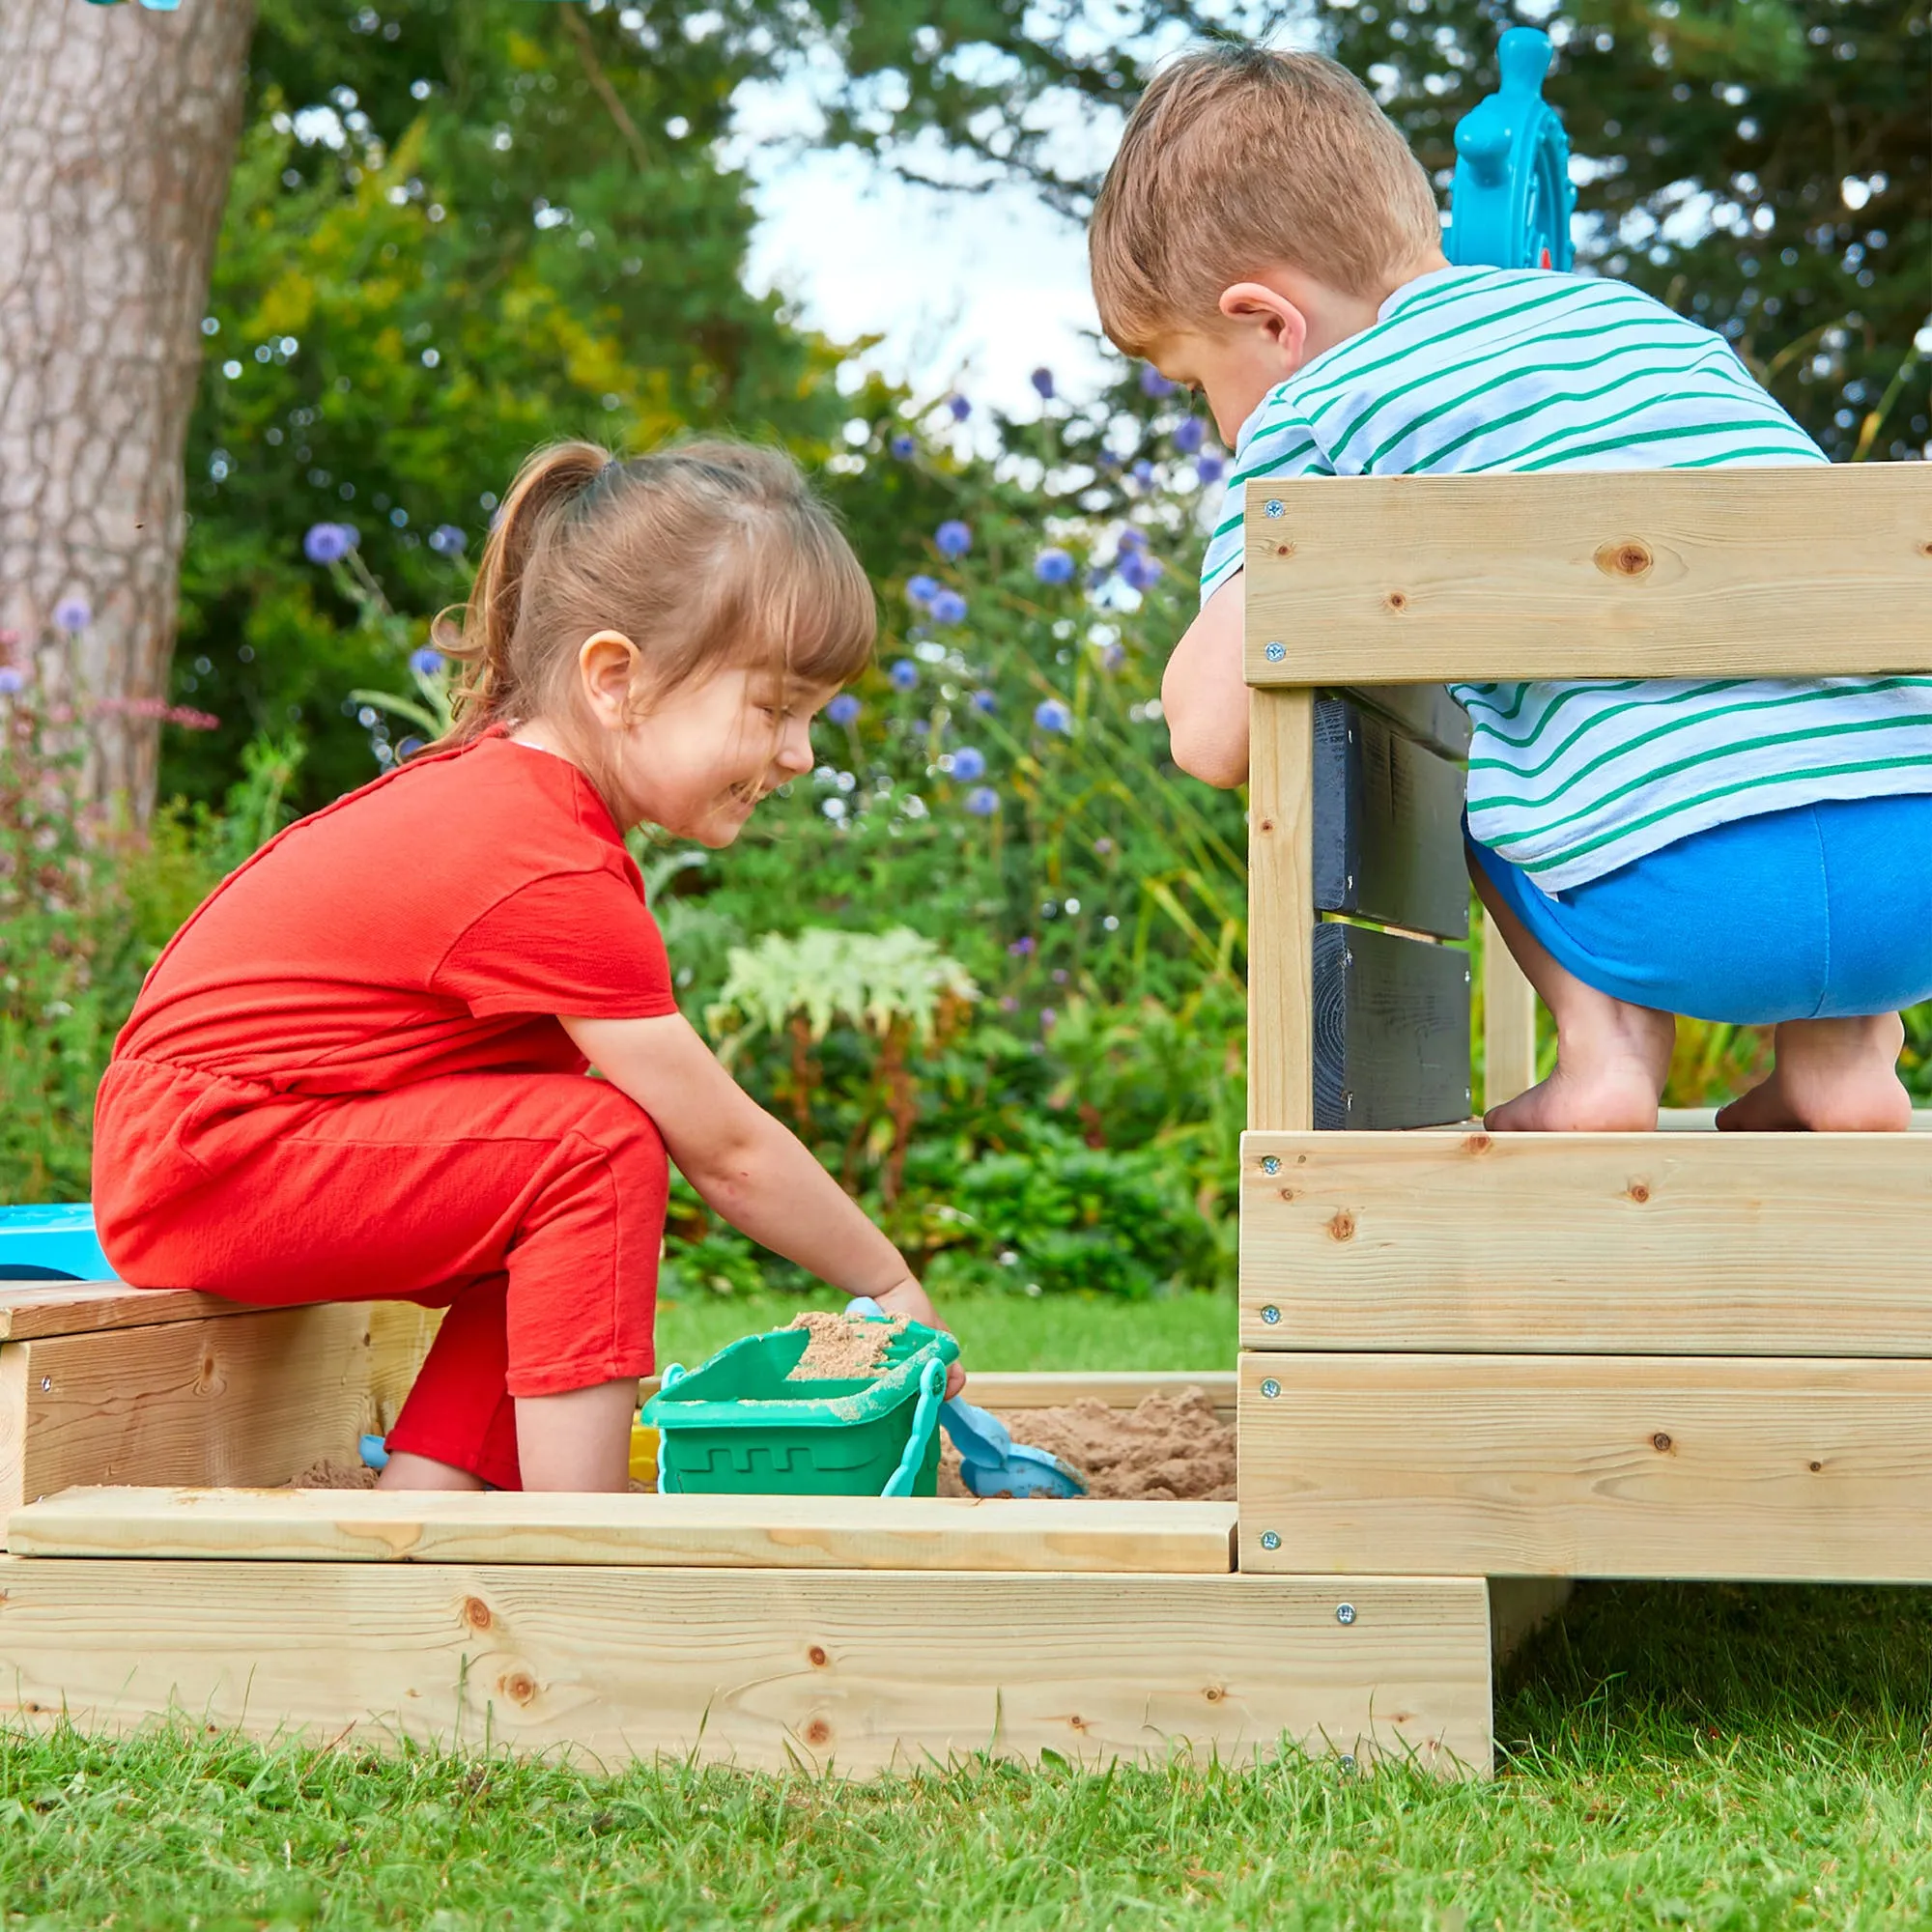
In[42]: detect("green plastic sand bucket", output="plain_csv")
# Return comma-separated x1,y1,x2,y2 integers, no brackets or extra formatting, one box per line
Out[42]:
642,1318,960,1498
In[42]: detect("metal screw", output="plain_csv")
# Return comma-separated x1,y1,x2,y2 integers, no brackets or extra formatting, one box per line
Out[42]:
39,1378,50,1393
1264,640,1287,663
1261,1304,1281,1325
1261,1378,1281,1399
1264,498,1285,518
1336,1602,1357,1626
1345,873,1355,892
1339,1752,1357,1773
1260,1530,1281,1550
1261,1155,1281,1176
1344,949,1354,968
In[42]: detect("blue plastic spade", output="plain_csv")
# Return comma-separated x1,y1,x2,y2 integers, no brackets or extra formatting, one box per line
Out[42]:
845,1298,1087,1499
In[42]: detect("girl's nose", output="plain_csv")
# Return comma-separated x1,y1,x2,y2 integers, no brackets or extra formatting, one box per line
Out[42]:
777,719,814,775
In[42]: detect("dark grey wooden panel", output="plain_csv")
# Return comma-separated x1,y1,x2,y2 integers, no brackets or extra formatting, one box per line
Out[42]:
1338,684,1471,760
1312,923,1472,1130
1313,700,1470,940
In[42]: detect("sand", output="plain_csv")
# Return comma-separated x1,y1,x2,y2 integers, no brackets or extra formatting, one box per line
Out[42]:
783,1309,907,1381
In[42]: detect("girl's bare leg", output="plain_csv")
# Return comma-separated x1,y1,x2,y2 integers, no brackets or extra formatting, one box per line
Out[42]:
378,1452,485,1492
515,1377,639,1492
1471,859,1675,1131
1716,1014,1910,1131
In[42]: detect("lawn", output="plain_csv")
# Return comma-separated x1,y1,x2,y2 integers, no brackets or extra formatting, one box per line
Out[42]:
6,1292,1932,1930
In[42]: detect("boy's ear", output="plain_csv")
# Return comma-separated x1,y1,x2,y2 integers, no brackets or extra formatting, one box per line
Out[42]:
1217,281,1309,373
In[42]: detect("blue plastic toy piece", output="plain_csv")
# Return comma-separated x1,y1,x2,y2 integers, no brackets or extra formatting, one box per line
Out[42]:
1445,27,1577,273
0,1203,114,1283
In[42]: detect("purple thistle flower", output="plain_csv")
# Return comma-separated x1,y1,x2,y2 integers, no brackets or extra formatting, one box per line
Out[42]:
964,785,999,817
934,520,972,560
1130,458,1154,488
0,668,25,696
1139,365,1177,398
906,573,941,608
970,689,997,714
951,746,986,781
1034,697,1072,735
1196,454,1227,486
1118,527,1147,554
1009,935,1036,955
1119,551,1166,593
302,523,354,566
827,693,862,726
409,645,444,676
891,433,917,460
427,524,467,556
928,587,969,626
1033,548,1075,586
51,595,92,634
1174,415,1206,454
889,659,920,693
1030,366,1055,400
947,394,971,422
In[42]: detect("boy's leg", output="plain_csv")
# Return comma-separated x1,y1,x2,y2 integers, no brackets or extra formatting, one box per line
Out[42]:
1716,1015,1911,1132
1471,859,1675,1131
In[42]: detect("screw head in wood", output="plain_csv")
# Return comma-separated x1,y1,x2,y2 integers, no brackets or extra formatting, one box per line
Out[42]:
1336,1603,1357,1626
1261,1304,1281,1324
39,1378,50,1392
1260,1530,1281,1550
1264,640,1287,662
1261,1155,1281,1175
1261,1378,1281,1399
1264,498,1285,518
1339,1752,1357,1773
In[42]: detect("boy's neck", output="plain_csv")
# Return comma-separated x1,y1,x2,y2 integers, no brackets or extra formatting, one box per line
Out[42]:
1300,247,1451,360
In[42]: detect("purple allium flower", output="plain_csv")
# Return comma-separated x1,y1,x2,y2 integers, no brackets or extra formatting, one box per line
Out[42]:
51,595,92,633
827,693,862,726
964,785,999,817
934,520,972,560
928,587,968,626
1196,454,1227,486
1139,365,1177,398
1118,527,1148,554
302,523,354,566
906,573,941,608
1041,1007,1058,1031
1000,994,1020,1013
1009,935,1036,955
427,523,467,556
1030,366,1055,400
891,432,917,460
1094,837,1115,856
951,746,986,781
970,689,997,714
1130,458,1154,488
1033,547,1075,586
1052,968,1069,984
947,394,971,422
1119,551,1166,593
1034,697,1072,735
1174,415,1206,454
409,645,444,676
1100,642,1126,671
0,668,25,696
889,659,920,693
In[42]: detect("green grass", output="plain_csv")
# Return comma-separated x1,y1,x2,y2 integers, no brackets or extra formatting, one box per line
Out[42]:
9,1292,1932,1930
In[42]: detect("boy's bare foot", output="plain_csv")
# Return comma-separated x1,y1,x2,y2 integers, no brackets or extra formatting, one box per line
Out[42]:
1716,1014,1911,1131
1486,1000,1675,1132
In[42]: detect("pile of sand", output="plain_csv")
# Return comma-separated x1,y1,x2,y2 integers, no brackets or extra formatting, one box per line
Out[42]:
783,1309,908,1380
939,1386,1235,1502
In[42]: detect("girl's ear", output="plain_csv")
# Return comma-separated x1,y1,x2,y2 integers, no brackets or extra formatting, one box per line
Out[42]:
1217,281,1310,377
577,630,643,727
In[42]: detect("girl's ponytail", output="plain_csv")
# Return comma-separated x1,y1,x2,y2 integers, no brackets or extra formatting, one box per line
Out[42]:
434,440,611,744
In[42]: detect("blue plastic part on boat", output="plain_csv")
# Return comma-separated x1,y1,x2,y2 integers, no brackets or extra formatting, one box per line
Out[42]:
0,1203,114,1283
358,1433,390,1472
1445,27,1577,273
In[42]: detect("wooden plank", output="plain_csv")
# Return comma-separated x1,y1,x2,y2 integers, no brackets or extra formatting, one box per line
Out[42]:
8,1489,1238,1574
0,1558,1493,1775
0,1281,255,1343
1659,1107,1932,1132
1239,1352,1932,1583
1313,699,1469,939
1312,923,1472,1130
1242,469,1932,683
1239,1129,1932,1354
1482,906,1540,1108
1247,688,1315,1131
368,1302,440,1435
1490,1578,1573,1665
0,1306,393,1522
1339,684,1471,760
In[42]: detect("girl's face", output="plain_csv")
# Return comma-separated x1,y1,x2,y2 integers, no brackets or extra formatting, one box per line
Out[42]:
566,639,838,847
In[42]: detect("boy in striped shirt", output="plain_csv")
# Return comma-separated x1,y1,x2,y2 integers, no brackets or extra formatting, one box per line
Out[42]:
1089,44,1932,1132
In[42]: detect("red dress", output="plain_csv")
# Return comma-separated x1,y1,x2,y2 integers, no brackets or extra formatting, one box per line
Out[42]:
93,732,679,1489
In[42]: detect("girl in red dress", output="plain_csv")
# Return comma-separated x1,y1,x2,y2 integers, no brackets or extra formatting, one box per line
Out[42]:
93,440,955,1492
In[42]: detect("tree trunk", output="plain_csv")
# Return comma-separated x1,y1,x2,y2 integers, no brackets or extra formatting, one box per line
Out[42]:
0,0,256,826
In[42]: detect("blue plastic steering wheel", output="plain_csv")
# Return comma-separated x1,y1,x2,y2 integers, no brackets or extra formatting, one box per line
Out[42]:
1445,27,1577,273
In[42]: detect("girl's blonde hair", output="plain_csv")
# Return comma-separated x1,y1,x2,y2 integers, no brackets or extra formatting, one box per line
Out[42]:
434,438,875,753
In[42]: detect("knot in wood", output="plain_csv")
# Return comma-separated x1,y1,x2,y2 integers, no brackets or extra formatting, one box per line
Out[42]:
1809,1460,1824,1473
1274,541,1295,558
461,1596,493,1632
499,1670,537,1707
1626,1181,1651,1204
1383,589,1408,611
1204,1685,1226,1703
808,1645,829,1668
804,1719,833,1747
1651,1432,1672,1453
1461,1132,1493,1155
1595,538,1654,580
1326,1209,1356,1242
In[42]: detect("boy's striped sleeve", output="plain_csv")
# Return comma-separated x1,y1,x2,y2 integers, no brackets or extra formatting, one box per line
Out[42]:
1198,399,1329,606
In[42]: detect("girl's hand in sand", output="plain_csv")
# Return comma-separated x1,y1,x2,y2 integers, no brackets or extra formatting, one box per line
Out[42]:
872,1278,966,1398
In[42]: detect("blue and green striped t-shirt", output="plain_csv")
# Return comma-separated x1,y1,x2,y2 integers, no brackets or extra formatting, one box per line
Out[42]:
1199,265,1932,892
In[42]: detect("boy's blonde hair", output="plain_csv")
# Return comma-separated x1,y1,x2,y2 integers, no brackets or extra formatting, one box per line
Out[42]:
1090,44,1441,355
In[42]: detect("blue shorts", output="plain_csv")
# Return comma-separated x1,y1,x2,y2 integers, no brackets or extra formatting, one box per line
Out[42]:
1468,795,1932,1024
